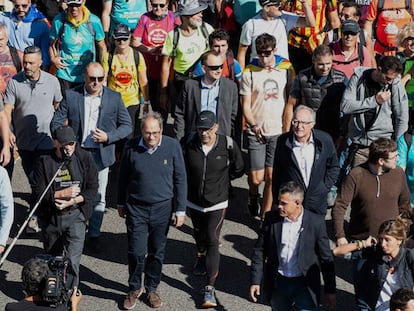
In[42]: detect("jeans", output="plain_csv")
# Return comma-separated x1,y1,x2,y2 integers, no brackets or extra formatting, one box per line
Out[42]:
271,274,317,311
41,208,86,287
352,250,372,311
125,199,172,292
87,150,109,238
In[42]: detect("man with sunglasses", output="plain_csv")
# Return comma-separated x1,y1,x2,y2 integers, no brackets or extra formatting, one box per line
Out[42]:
51,62,132,252
341,56,408,167
0,0,50,69
32,125,98,289
241,33,295,219
174,51,238,142
49,0,107,93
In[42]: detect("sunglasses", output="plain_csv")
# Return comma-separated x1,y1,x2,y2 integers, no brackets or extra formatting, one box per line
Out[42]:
257,49,273,57
63,141,76,146
339,13,352,19
151,3,166,8
68,3,82,7
204,64,223,70
115,38,129,42
343,31,358,36
88,76,104,82
14,3,29,9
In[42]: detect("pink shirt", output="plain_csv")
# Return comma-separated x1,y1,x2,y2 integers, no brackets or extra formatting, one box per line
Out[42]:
331,41,372,79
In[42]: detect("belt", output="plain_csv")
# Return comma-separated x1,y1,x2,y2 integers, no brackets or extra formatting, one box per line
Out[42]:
277,273,304,281
56,206,79,216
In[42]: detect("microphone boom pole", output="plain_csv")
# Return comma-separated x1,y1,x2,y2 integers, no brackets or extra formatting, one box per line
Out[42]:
0,159,68,268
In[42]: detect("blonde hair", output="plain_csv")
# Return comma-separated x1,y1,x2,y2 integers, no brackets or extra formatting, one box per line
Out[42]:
397,22,414,46
378,218,410,242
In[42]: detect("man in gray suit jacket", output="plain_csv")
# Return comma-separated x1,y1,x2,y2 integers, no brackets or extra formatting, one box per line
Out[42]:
174,51,239,142
51,62,132,250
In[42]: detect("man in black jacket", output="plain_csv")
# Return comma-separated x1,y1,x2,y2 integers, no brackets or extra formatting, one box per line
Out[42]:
32,126,98,287
250,181,336,310
183,110,244,308
273,105,339,216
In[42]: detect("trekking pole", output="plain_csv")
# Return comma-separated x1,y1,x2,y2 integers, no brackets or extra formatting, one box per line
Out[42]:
0,159,68,268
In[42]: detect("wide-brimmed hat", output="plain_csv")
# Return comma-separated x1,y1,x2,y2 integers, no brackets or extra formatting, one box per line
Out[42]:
177,0,208,16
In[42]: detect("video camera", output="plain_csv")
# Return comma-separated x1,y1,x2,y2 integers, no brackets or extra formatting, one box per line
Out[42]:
36,255,74,309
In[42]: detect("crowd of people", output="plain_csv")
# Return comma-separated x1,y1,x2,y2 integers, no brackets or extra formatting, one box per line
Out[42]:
1,0,414,310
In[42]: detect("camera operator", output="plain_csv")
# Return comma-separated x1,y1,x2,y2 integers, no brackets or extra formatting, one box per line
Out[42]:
32,126,98,287
5,258,82,311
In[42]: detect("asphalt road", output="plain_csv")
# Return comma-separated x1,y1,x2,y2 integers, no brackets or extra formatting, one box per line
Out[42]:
0,154,355,311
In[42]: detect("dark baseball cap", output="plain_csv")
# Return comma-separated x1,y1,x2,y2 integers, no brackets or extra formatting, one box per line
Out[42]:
196,111,216,129
54,126,77,145
259,0,281,6
342,20,360,34
113,24,131,39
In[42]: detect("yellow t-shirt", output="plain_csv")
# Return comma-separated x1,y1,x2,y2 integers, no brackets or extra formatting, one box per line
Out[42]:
102,47,146,107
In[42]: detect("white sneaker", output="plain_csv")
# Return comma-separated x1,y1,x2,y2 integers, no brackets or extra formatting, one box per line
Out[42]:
26,216,41,233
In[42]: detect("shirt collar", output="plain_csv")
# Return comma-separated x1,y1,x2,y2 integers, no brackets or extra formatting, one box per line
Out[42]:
283,207,304,224
201,78,220,89
293,133,314,147
138,136,163,152
84,87,103,97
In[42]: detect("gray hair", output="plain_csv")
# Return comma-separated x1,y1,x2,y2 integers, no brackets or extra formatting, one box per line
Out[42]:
293,105,316,122
141,111,164,132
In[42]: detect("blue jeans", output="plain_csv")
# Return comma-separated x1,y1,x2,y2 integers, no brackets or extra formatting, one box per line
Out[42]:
271,274,317,311
87,150,109,238
352,251,372,311
125,199,172,292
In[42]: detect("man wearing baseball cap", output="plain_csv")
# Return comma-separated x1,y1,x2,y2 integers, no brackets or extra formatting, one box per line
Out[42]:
183,111,244,307
32,125,98,288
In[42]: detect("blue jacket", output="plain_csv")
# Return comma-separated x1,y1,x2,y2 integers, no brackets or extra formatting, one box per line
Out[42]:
272,129,340,215
51,85,132,168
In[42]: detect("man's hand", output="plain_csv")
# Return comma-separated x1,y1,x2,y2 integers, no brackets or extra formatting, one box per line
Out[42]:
118,207,126,218
0,146,11,167
56,185,80,199
0,245,5,254
324,292,336,310
173,215,185,228
55,198,72,210
92,128,108,143
9,132,16,149
337,237,348,246
249,285,260,302
375,90,391,104
70,287,82,311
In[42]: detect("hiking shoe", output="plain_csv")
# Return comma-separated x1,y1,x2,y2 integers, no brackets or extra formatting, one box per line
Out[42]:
147,291,162,308
193,254,207,276
26,216,41,234
202,286,217,308
123,288,143,310
247,195,261,217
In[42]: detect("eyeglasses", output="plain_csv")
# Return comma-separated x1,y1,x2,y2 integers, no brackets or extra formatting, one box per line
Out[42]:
204,64,223,70
144,131,161,137
343,31,358,36
266,3,281,8
151,3,166,8
115,38,129,42
292,119,314,126
14,3,29,9
257,49,273,57
386,153,399,161
68,3,82,7
406,37,414,42
88,76,104,82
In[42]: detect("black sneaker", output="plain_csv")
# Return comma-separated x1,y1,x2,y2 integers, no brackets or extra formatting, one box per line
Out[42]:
193,254,207,276
248,195,261,217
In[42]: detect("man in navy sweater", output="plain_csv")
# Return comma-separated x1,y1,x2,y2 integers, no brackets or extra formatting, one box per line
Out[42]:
117,111,187,310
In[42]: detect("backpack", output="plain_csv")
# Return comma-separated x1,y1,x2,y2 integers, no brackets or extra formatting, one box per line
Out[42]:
107,48,140,79
172,21,209,57
226,50,235,82
373,0,412,51
9,46,21,72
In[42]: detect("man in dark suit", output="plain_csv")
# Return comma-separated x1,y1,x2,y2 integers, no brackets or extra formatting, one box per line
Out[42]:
250,181,336,310
174,51,238,142
272,105,339,217
51,62,131,250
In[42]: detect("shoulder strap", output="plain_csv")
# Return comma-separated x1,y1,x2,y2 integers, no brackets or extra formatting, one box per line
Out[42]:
358,42,364,66
200,21,209,40
9,46,21,72
86,16,95,38
406,0,411,11
359,31,366,47
405,131,412,150
226,50,235,81
172,25,180,57
226,135,233,150
378,0,385,11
